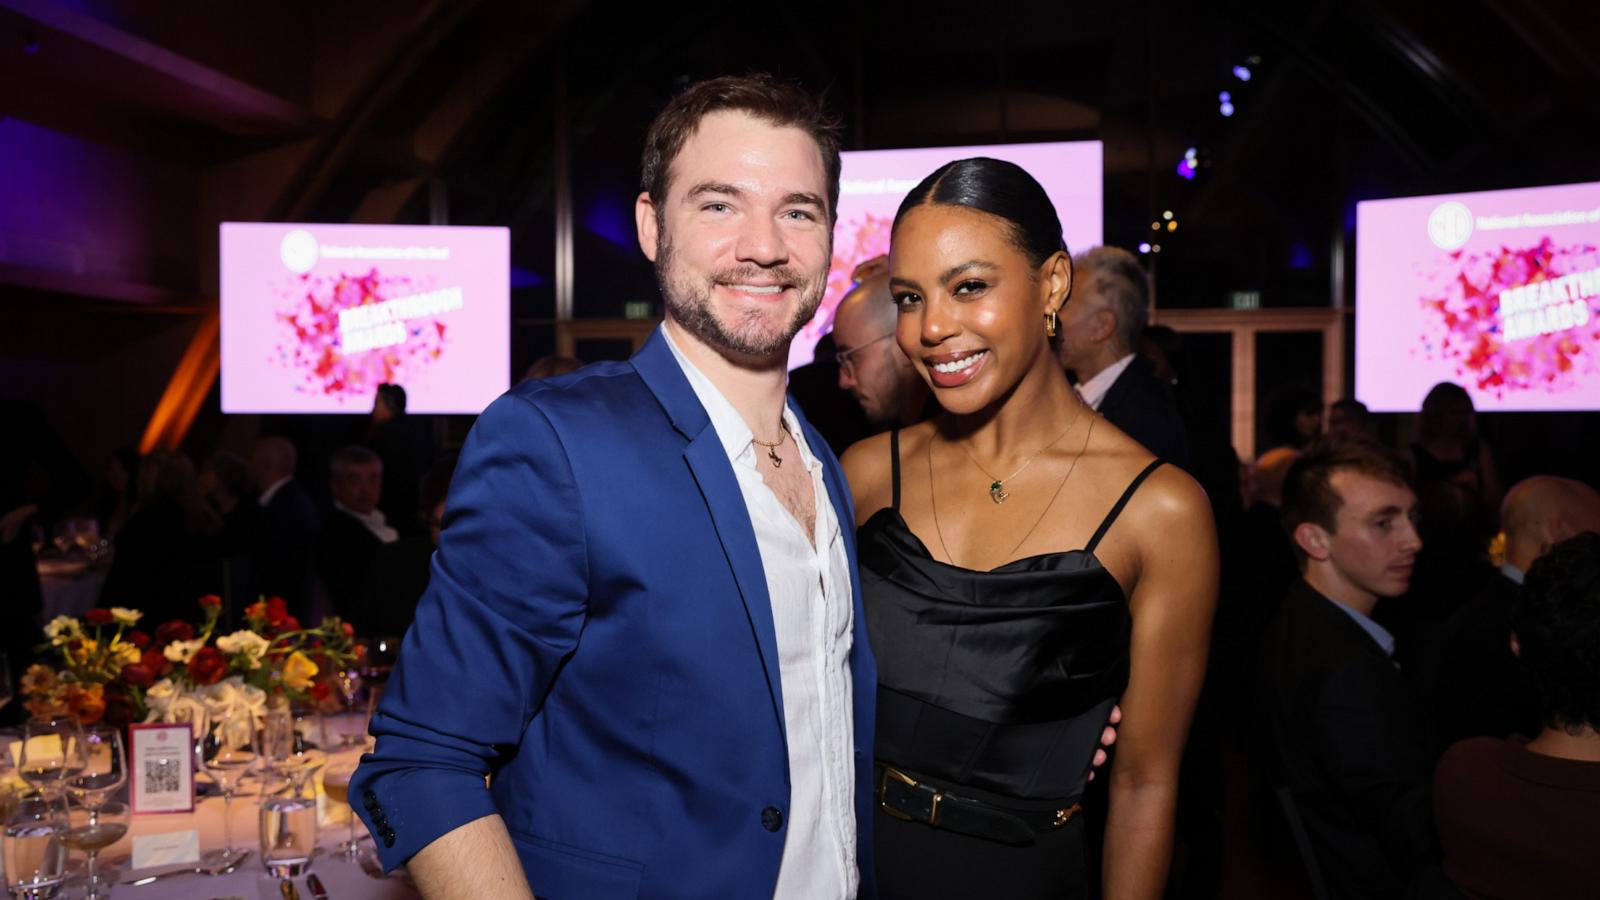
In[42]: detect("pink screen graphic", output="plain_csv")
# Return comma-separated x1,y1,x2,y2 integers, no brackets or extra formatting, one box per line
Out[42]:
790,141,1103,369
1356,181,1600,412
221,223,510,414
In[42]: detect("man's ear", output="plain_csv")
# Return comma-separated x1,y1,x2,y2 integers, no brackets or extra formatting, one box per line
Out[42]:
1293,521,1334,562
636,192,660,262
1509,631,1521,658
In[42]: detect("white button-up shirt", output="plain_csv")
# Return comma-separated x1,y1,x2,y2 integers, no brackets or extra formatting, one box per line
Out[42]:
1075,352,1136,410
665,328,858,899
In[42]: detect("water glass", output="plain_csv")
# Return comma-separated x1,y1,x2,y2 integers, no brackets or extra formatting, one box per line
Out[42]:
2,795,67,900
17,718,85,801
259,795,318,878
61,801,127,899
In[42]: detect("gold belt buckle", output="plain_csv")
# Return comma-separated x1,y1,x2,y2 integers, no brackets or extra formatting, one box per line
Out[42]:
878,767,918,822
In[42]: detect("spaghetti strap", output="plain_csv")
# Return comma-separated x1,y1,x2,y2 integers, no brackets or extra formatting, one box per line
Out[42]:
1084,459,1165,555
889,429,902,511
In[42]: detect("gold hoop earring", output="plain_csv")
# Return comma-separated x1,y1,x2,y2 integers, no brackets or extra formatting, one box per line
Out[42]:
1045,309,1059,337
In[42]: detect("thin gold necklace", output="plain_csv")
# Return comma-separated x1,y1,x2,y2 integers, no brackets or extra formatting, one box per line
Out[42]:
953,413,1081,504
930,414,1097,569
751,420,791,468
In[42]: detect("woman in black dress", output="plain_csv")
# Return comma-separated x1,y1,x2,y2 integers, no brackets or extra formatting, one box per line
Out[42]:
841,159,1218,899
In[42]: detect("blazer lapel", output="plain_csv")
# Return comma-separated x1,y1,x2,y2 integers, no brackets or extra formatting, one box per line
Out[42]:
634,331,788,741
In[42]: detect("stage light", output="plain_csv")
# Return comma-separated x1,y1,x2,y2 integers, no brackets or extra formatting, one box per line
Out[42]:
1151,243,1162,253
1233,65,1251,82
1177,146,1199,181
1152,221,1161,230
1219,91,1234,117
1162,210,1173,220
1167,220,1177,232
1138,242,1152,254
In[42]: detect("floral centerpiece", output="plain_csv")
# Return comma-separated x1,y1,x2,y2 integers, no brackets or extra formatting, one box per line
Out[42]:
23,595,361,738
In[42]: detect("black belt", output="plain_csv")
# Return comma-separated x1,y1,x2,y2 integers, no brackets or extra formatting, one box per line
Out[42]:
875,765,1082,846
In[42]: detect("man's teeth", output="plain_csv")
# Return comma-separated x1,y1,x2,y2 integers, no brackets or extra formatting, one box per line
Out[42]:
731,284,783,294
932,352,986,374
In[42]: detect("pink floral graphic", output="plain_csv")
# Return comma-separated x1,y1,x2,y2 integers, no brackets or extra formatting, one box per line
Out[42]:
1416,237,1600,397
799,213,893,344
272,269,449,402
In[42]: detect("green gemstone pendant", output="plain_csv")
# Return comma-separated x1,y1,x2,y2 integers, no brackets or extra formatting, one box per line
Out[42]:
990,481,1009,504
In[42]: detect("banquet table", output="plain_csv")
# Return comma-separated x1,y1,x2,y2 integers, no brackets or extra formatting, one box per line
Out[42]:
6,737,419,900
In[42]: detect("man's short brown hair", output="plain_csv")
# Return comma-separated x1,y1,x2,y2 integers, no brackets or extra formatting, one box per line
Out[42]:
1281,433,1411,539
640,73,842,223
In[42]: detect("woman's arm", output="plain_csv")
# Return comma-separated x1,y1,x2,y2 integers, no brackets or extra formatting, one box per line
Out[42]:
1101,468,1219,900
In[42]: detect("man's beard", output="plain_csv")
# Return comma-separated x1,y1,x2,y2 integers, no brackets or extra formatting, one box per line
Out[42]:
655,230,825,360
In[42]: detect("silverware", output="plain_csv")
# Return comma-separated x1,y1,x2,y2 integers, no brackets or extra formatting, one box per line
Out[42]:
306,873,330,899
122,850,252,885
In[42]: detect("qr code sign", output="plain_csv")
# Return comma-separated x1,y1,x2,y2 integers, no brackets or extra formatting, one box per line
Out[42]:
145,758,180,793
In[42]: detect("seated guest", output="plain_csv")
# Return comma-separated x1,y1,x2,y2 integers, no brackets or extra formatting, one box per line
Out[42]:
316,446,397,620
200,452,258,558
1258,434,1436,900
1435,531,1600,899
250,435,319,616
1056,245,1191,469
101,451,220,623
356,454,457,638
1430,476,1600,746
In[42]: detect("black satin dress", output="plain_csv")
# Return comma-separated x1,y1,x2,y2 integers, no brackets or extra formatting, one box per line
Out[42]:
861,431,1163,899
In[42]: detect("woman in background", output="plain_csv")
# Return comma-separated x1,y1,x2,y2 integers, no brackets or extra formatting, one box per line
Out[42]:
842,158,1217,899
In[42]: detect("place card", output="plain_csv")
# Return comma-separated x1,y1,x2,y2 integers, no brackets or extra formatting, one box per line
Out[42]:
129,722,196,814
130,829,201,869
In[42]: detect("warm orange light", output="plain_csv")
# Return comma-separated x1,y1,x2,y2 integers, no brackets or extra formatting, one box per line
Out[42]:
139,310,220,453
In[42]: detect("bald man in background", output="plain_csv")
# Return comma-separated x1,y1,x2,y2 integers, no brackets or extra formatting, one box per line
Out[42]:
832,272,931,431
1428,475,1600,747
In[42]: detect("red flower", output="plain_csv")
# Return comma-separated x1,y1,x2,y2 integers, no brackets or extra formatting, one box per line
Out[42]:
103,694,136,728
154,620,194,646
341,622,355,638
187,647,228,686
265,597,290,626
198,594,222,610
140,648,167,676
120,664,155,687
128,630,151,649
279,616,301,633
310,681,332,702
83,609,114,626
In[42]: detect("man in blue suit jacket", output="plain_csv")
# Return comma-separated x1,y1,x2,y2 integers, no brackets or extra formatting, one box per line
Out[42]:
350,75,877,899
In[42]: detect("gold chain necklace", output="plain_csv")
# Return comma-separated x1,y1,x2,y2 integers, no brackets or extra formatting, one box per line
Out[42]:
751,420,791,468
953,413,1082,504
930,415,1097,568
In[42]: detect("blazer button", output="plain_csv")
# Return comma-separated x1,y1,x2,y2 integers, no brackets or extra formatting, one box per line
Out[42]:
761,806,784,832
363,791,380,812
383,832,396,848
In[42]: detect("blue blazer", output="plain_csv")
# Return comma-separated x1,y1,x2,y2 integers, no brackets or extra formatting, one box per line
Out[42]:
351,330,878,899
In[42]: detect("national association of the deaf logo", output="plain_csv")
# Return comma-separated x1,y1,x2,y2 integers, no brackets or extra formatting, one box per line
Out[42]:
1427,201,1474,251
280,229,320,274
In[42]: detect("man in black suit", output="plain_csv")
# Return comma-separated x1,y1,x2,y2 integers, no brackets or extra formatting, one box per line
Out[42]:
1259,435,1436,900
316,445,398,621
1429,475,1600,747
1056,246,1190,469
249,436,319,618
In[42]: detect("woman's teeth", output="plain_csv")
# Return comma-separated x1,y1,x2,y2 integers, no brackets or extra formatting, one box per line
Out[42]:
932,352,987,374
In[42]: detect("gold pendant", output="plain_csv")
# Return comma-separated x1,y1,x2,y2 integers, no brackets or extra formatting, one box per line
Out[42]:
990,481,1008,504
768,448,783,468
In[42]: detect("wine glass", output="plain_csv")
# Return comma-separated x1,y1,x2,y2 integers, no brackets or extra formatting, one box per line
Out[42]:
60,801,126,899
17,718,85,802
200,708,257,866
3,794,68,900
62,727,125,887
321,762,363,862
332,669,364,748
0,654,13,714
259,706,296,793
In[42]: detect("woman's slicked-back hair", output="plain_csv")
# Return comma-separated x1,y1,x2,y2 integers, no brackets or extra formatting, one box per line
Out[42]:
892,157,1068,268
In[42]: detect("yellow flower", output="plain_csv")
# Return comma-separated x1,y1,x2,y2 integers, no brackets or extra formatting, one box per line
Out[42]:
281,652,318,692
113,641,141,666
110,608,142,626
70,639,98,665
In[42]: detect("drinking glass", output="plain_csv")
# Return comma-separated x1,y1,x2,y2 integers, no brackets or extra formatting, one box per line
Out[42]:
3,795,67,900
62,728,125,886
331,670,364,748
259,705,296,793
0,654,12,714
321,763,362,862
258,794,318,878
17,718,85,802
200,708,257,865
60,801,126,899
